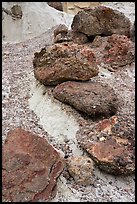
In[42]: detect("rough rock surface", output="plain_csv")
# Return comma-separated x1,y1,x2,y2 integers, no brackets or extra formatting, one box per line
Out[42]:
2,128,65,202
71,6,131,37
47,2,63,12
53,81,118,117
76,115,135,175
33,42,98,85
103,34,135,69
66,156,94,186
88,34,135,71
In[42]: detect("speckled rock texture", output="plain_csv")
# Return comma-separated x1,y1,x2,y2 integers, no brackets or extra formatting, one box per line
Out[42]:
103,34,135,69
2,128,65,202
66,156,94,186
33,42,98,85
76,115,135,175
71,6,131,37
53,81,118,117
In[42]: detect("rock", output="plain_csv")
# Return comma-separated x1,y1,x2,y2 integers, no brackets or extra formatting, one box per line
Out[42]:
103,34,135,69
2,128,65,202
130,21,135,42
53,81,118,117
11,5,23,19
67,30,88,44
54,24,69,43
76,115,135,175
33,42,98,85
47,2,63,12
66,156,94,186
71,6,131,37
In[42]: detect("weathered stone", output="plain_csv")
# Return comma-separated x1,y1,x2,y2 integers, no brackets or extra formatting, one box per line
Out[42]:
66,156,94,186
71,6,131,37
67,30,88,44
76,115,135,175
2,128,64,202
47,2,63,12
103,34,135,69
53,81,118,117
33,42,98,85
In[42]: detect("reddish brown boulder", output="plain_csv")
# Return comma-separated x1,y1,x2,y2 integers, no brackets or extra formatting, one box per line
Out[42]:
76,115,135,175
33,42,98,85
71,6,131,37
53,81,118,117
2,128,65,202
103,34,135,69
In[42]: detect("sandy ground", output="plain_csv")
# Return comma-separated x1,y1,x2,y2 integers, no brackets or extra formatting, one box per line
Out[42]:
2,2,135,202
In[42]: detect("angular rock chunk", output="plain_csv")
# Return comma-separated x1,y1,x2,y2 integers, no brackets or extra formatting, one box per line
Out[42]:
2,128,64,202
66,156,94,186
71,6,131,37
33,42,98,85
53,81,118,117
76,115,135,175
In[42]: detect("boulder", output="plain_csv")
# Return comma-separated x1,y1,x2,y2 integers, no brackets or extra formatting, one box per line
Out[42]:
53,81,118,117
71,6,131,37
76,115,135,175
2,128,64,202
66,156,94,186
33,42,98,85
